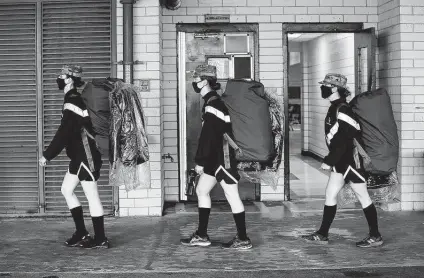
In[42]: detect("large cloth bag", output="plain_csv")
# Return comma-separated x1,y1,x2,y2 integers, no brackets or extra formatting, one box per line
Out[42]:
222,79,275,162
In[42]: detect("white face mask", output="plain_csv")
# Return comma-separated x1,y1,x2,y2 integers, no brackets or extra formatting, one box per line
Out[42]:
64,77,73,85
63,76,74,93
327,86,340,102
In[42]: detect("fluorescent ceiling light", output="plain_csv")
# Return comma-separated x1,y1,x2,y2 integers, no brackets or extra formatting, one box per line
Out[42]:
288,33,301,39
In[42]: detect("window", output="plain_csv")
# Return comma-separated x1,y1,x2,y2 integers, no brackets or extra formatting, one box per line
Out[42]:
224,34,250,54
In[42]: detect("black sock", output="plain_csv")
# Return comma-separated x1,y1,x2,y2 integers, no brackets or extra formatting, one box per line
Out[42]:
92,216,106,241
197,207,211,237
233,211,247,241
363,203,380,237
70,206,87,235
317,205,337,237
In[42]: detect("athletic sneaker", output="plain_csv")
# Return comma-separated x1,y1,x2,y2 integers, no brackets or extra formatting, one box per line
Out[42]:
65,232,90,247
180,231,211,247
221,235,253,250
356,234,383,248
79,237,110,249
301,231,329,244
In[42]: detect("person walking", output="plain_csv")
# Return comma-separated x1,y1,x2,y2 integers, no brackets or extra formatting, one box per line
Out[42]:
180,64,252,250
301,73,383,248
39,65,109,249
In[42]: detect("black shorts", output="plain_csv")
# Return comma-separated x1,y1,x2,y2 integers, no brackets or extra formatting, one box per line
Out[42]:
333,163,366,184
69,161,100,182
204,164,240,185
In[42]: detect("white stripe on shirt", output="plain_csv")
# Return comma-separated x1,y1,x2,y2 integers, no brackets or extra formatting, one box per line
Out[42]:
337,112,361,130
326,122,339,144
205,106,231,123
63,103,89,117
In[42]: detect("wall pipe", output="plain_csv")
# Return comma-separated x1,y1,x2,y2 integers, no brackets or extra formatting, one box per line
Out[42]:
120,0,136,84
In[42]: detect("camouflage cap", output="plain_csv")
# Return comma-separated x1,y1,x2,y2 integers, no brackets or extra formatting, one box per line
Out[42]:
318,73,348,89
193,64,217,78
60,64,83,78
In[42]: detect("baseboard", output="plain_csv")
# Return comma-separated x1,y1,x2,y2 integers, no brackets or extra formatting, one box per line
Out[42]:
301,150,324,162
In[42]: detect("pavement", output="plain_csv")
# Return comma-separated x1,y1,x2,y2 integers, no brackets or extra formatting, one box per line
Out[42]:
1,202,424,277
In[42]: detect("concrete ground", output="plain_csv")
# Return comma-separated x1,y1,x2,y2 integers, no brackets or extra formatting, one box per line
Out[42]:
1,203,424,277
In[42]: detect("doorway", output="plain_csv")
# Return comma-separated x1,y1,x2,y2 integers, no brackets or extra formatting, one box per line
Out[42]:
177,24,260,202
282,23,376,201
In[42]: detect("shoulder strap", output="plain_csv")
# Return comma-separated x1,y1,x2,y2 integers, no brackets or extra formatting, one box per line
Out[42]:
206,96,219,105
336,102,348,116
205,95,243,156
336,102,373,168
77,82,88,94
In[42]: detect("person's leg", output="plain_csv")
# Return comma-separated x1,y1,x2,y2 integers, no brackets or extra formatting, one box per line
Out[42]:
220,180,252,250
196,173,217,237
181,173,216,246
78,165,109,249
317,172,346,237
220,180,246,238
81,181,105,233
61,171,89,246
302,171,345,243
350,182,383,247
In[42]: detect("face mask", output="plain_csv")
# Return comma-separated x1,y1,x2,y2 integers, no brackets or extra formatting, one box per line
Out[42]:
320,85,333,99
192,80,205,94
56,78,66,90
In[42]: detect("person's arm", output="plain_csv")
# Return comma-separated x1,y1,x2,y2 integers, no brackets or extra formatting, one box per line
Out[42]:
43,110,74,161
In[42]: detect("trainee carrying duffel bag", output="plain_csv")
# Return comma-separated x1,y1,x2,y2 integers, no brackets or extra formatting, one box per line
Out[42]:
221,79,275,162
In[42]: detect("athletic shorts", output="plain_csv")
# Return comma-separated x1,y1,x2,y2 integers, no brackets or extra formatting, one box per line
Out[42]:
69,160,100,182
333,162,366,184
204,164,240,185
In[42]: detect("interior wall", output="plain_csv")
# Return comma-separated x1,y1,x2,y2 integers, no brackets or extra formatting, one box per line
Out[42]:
302,33,355,158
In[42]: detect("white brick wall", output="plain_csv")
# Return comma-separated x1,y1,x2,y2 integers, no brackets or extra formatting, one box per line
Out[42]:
397,0,424,210
377,0,402,209
160,0,379,202
116,0,163,216
121,0,424,211
301,33,355,158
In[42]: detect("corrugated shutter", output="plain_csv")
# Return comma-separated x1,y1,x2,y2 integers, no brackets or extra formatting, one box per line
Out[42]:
0,4,39,214
42,0,114,214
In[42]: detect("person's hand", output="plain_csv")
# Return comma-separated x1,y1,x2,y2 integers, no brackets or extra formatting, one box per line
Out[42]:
320,163,331,171
195,165,204,175
39,156,47,167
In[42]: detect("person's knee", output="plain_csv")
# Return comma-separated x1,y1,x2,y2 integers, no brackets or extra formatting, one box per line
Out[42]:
196,185,210,197
325,186,338,200
325,188,338,205
81,181,104,216
221,182,241,201
350,183,372,205
61,184,74,198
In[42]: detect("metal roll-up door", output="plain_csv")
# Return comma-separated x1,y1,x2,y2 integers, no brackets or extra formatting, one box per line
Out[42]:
0,4,39,214
42,0,114,214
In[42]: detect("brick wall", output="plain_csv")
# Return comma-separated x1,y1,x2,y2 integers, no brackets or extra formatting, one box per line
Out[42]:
116,0,163,216
376,0,402,210
111,0,424,212
398,0,424,210
161,0,379,202
302,33,355,158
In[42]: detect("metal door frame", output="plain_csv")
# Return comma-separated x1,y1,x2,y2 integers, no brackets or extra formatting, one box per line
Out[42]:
176,23,259,201
282,22,374,201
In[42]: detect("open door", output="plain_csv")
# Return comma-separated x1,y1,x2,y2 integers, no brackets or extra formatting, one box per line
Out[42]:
177,28,259,202
354,28,376,95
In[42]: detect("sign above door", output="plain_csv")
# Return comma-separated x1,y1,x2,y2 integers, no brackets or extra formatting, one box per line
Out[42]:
204,14,230,23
